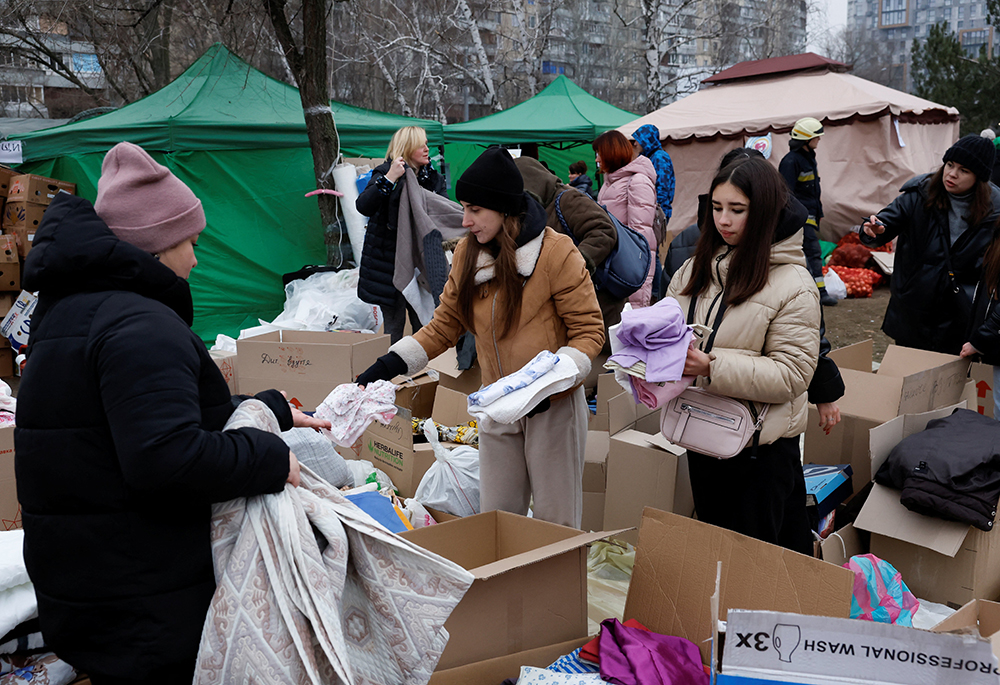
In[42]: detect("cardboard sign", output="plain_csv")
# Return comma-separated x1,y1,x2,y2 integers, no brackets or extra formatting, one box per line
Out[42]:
722,609,998,684
0,142,22,166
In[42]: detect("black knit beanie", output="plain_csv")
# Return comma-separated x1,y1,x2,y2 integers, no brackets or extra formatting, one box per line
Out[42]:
456,146,526,215
943,134,996,183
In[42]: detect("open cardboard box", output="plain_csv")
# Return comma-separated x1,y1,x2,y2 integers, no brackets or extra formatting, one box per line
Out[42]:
932,598,1000,663
603,429,694,545
805,342,971,495
0,426,17,530
429,637,590,685
391,370,438,420
209,349,238,395
236,330,389,411
352,386,473,499
400,510,627,671
625,507,854,665
854,402,1000,608
582,431,610,532
426,346,482,395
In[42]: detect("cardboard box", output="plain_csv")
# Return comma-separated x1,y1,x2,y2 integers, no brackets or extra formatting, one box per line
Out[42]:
0,348,12,377
854,402,1000,608
3,201,46,231
932,598,1000,662
819,522,864,567
392,371,438,420
0,167,17,197
400,511,625,670
582,431,609,532
603,429,694,545
0,235,15,263
805,343,970,494
0,292,15,317
623,508,853,665
354,386,473,498
720,608,997,684
0,261,18,292
589,373,622,431
804,463,853,522
429,637,590,685
7,174,75,205
209,349,239,394
0,426,18,530
236,330,389,411
970,362,994,419
426,346,482,395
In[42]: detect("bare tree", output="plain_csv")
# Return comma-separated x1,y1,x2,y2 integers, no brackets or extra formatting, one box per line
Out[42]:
820,25,904,88
265,0,343,263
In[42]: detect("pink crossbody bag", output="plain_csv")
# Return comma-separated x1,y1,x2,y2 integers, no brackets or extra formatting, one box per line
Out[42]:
659,291,768,459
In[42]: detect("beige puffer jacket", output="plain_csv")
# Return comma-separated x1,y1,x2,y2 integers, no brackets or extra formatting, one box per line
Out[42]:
667,228,820,444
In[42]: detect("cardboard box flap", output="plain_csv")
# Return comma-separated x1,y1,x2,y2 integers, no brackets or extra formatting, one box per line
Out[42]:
932,599,1000,662
877,344,962,378
855,483,970,557
427,346,465,379
820,522,864,568
827,339,873,373
472,528,631,580
644,430,686,456
868,403,965,476
838,369,904,423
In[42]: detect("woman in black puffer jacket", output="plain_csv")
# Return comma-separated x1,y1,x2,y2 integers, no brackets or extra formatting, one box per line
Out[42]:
356,126,447,342
15,143,328,685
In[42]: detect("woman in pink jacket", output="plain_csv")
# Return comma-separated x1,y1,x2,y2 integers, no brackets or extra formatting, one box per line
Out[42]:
593,130,658,307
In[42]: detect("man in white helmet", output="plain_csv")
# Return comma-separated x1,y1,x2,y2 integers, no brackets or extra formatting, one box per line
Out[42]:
779,117,835,307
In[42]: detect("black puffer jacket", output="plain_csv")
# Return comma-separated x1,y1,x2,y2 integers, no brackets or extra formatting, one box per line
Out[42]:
875,408,1000,531
356,160,447,307
15,194,293,679
861,174,1000,354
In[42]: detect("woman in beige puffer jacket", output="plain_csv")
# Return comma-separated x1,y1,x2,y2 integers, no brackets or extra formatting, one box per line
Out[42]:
667,156,820,554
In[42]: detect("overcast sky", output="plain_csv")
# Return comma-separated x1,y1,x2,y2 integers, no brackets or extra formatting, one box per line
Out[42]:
809,0,850,53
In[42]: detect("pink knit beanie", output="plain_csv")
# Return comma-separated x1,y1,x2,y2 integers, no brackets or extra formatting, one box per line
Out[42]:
95,142,205,254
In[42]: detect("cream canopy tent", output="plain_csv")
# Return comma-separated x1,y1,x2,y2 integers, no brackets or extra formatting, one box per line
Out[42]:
619,54,960,240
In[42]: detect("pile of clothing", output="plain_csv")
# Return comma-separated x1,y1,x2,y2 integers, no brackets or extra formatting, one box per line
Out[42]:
504,618,708,684
875,408,1000,530
0,530,77,685
605,299,694,410
467,350,579,423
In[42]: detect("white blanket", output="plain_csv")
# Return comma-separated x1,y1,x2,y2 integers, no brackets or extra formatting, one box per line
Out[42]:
0,530,37,639
194,400,474,685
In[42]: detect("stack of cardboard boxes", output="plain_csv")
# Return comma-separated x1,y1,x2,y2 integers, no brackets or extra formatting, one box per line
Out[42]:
2,171,76,259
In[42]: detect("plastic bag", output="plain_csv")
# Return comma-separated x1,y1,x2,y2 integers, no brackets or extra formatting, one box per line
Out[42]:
210,334,237,353
414,421,481,517
345,459,397,495
266,268,383,334
402,498,438,529
844,553,919,626
824,266,847,301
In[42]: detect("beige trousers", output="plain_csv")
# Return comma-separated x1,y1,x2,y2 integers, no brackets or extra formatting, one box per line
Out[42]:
477,386,587,528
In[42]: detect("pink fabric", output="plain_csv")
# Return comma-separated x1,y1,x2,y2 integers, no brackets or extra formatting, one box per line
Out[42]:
95,142,206,253
630,375,693,409
598,156,658,307
597,618,708,685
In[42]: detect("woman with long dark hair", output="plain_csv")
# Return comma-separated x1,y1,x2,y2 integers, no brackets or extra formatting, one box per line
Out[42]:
355,147,605,528
862,134,1000,354
667,156,820,553
357,126,447,342
593,130,657,307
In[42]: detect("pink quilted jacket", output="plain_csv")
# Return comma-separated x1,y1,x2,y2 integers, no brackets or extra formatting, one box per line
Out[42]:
598,156,658,307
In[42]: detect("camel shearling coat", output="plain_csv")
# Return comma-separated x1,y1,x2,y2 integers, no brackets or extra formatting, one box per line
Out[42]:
667,229,820,444
393,226,605,391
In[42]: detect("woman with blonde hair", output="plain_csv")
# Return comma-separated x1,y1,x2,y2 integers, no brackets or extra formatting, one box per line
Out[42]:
357,125,447,342
356,147,605,528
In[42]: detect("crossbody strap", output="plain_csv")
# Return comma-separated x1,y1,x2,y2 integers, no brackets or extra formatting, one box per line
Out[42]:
687,290,728,354
553,190,581,246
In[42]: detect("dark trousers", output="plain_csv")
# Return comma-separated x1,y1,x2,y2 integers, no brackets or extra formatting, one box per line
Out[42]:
88,658,195,685
802,218,824,284
383,291,422,344
687,436,813,555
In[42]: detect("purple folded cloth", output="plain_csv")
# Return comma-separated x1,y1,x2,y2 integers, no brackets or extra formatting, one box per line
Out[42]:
608,298,693,383
629,375,694,409
598,618,709,685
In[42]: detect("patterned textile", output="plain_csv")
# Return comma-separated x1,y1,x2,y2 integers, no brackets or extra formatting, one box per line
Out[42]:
194,400,475,685
281,427,354,488
468,350,557,407
466,352,579,424
315,380,398,447
548,647,600,674
0,652,75,684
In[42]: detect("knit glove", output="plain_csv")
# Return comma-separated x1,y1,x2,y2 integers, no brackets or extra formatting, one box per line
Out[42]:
356,351,407,387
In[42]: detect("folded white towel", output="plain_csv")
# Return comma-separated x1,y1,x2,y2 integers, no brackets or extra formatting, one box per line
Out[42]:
467,353,579,424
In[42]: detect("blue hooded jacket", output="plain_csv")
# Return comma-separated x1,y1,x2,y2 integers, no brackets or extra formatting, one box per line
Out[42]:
632,124,675,220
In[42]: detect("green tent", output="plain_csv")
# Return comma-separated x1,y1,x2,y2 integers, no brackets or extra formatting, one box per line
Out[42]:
441,75,636,198
16,43,444,342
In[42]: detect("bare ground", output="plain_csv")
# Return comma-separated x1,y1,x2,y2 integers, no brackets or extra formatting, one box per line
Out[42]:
823,285,892,364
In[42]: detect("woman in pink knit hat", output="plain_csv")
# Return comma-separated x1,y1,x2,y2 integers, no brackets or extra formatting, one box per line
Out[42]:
14,142,328,684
